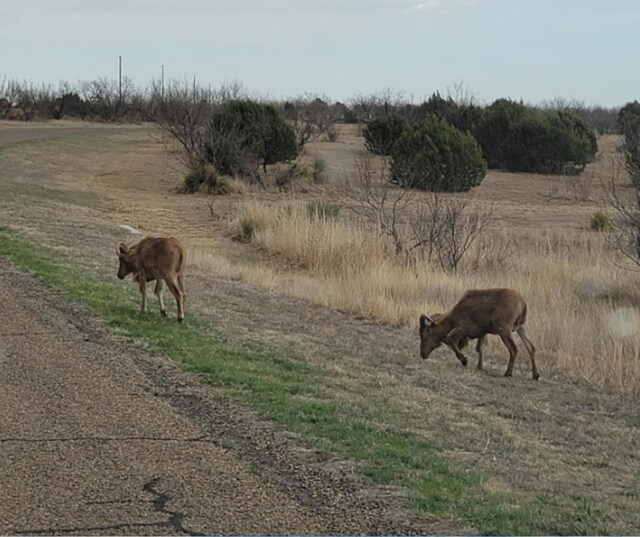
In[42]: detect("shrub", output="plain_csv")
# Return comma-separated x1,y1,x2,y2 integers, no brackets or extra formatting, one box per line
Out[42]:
179,163,230,195
590,211,612,232
476,99,597,174
416,92,484,135
206,99,297,176
306,200,342,220
612,102,640,265
236,217,260,242
363,116,408,155
618,101,640,189
275,163,307,189
342,106,359,124
390,115,487,192
312,157,328,183
617,101,640,141
475,99,531,169
505,112,597,174
206,174,231,195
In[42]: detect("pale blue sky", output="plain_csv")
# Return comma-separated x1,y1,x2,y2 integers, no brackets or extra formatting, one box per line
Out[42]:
1,0,639,106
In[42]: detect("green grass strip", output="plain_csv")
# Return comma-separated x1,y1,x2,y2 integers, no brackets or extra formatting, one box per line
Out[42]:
0,226,609,535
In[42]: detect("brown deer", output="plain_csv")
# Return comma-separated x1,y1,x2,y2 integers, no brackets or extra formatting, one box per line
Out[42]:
116,237,186,322
419,288,538,380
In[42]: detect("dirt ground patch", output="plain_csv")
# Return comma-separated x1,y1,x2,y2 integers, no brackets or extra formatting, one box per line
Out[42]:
1,124,638,534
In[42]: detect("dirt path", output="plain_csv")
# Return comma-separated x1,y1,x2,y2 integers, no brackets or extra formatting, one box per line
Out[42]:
0,123,144,147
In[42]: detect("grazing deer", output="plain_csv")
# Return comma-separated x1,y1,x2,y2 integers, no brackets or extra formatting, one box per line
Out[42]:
116,237,186,322
419,288,538,380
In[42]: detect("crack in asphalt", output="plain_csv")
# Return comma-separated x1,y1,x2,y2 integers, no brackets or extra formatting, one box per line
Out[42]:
16,479,205,536
143,477,206,536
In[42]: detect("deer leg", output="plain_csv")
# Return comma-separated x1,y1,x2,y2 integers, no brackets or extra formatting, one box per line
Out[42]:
499,330,518,377
165,278,185,322
138,272,148,314
517,326,539,380
178,271,186,295
445,327,470,367
476,335,487,370
154,279,167,317
178,272,186,312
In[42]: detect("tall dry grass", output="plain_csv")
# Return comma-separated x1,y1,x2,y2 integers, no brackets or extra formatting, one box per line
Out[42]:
192,199,640,395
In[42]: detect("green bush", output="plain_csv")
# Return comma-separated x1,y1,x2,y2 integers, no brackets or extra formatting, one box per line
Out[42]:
618,101,640,188
618,101,640,141
206,99,297,176
363,116,408,155
179,163,230,195
390,115,487,192
589,211,612,232
476,99,597,174
416,92,484,135
475,99,531,169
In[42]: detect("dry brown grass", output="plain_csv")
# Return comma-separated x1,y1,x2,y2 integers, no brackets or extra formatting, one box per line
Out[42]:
190,188,640,395
2,125,639,396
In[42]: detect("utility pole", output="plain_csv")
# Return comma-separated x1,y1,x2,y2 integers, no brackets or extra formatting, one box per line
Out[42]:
118,55,122,104
161,64,165,101
193,74,196,103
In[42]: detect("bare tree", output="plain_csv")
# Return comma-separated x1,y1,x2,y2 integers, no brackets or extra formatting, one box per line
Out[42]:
282,94,345,148
211,80,247,104
350,88,411,122
345,153,493,270
430,198,494,273
309,98,343,142
446,81,478,108
606,157,640,269
148,79,215,167
345,153,414,255
0,77,26,117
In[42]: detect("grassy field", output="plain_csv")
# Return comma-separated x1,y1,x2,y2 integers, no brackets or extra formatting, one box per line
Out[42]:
215,196,640,393
0,126,639,534
0,226,634,535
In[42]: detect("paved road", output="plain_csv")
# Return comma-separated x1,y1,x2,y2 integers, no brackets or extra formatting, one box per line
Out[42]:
0,261,334,535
